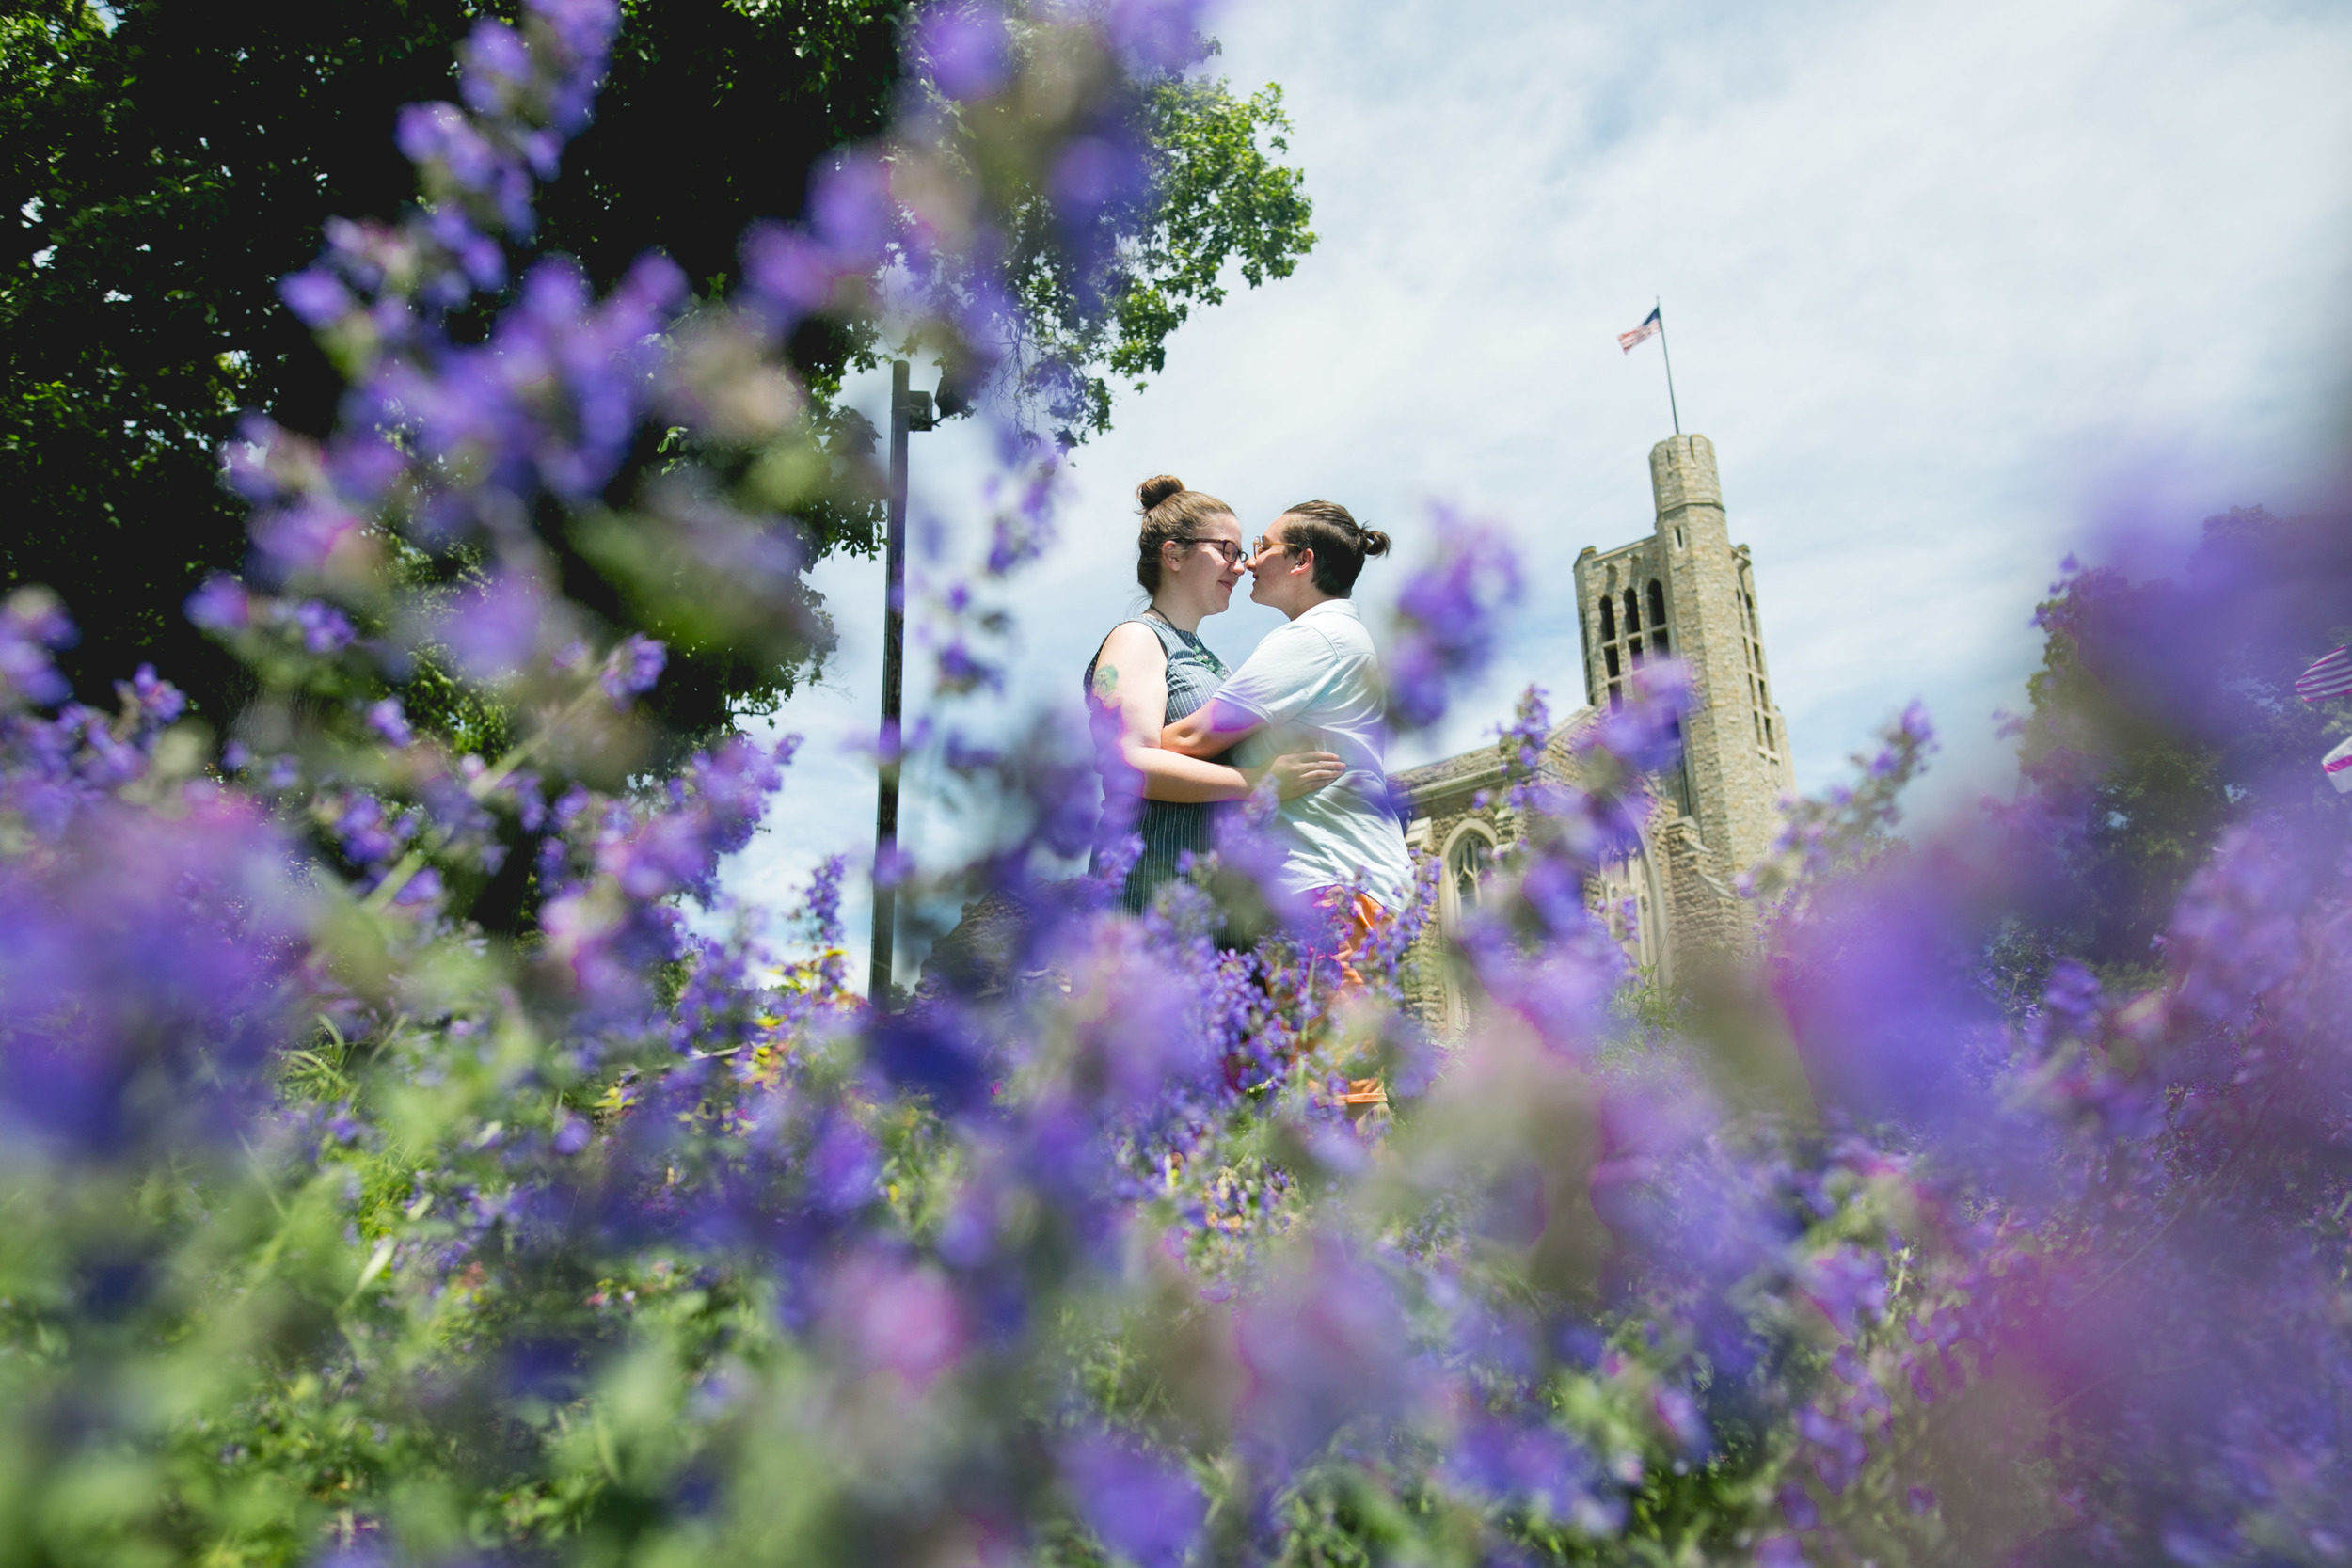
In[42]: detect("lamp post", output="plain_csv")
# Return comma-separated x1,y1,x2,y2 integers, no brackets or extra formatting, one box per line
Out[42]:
869,360,937,1006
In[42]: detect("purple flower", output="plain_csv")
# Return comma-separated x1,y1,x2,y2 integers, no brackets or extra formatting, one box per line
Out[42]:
251,497,365,582
0,587,76,709
1234,1242,1420,1465
808,151,897,267
1442,1414,1606,1527
1059,1432,1205,1568
1053,136,1151,217
1386,509,1522,733
739,222,851,322
433,574,549,682
1652,1385,1710,1456
599,635,667,705
336,796,401,866
1102,0,1211,73
1585,660,1690,776
115,665,185,727
825,1252,967,1390
1799,1248,1888,1337
457,17,534,114
279,267,353,327
365,698,415,748
552,1112,592,1155
292,600,357,656
914,3,1010,102
807,1113,881,1212
0,794,310,1160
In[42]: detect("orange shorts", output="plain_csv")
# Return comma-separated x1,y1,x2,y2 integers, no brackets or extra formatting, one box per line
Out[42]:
1307,887,1391,1110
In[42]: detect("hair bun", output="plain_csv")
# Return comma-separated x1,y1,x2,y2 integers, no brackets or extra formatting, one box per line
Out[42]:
1359,528,1391,558
1136,474,1185,512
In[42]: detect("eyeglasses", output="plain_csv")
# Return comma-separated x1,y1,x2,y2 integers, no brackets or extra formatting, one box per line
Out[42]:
1184,538,1246,566
1251,536,1298,561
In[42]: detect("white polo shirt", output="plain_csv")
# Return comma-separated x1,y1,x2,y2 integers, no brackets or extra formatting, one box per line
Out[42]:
1211,598,1413,911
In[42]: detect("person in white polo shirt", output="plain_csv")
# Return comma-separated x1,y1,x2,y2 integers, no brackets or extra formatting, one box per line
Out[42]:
1158,499,1414,961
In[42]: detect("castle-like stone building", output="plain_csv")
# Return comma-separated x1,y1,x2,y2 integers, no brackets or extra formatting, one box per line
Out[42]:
1392,434,1791,1025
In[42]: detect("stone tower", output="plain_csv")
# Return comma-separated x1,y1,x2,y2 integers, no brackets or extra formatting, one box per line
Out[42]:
1571,434,1793,876
1394,432,1794,1016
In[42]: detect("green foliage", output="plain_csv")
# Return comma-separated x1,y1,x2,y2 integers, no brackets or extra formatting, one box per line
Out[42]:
2016,506,2352,975
1106,80,1315,386
0,0,1313,740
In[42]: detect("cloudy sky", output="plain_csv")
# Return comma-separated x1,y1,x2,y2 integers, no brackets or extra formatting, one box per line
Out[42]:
718,0,2352,985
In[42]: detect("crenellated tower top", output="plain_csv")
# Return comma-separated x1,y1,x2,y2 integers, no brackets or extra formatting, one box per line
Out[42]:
1570,434,1792,878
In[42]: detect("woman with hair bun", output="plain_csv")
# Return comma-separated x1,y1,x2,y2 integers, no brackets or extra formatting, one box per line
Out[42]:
1159,497,1412,945
1085,476,1343,913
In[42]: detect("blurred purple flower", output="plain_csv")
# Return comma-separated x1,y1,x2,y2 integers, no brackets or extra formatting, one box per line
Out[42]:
435,574,549,682
251,497,365,582
1235,1242,1420,1465
0,794,310,1160
1586,660,1690,776
0,587,76,709
457,17,533,114
293,601,357,656
1386,508,1522,733
552,1111,592,1155
279,267,353,327
739,223,850,323
914,3,1010,102
1059,1431,1205,1568
828,1252,967,1390
1053,136,1151,217
1799,1248,1888,1337
1442,1413,1605,1526
365,698,414,748
2167,823,2312,1026
808,151,897,266
1652,1385,1710,1457
807,1113,881,1213
1102,0,1211,72
600,634,667,705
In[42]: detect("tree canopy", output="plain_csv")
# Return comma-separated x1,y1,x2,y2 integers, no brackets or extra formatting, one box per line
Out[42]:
0,0,1314,738
2014,505,2352,976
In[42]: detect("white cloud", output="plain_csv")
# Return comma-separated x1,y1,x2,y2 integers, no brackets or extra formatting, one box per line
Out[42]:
719,0,2352,985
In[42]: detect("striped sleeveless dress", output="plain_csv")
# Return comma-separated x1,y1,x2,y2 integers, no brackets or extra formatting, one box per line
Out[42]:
1085,614,1232,913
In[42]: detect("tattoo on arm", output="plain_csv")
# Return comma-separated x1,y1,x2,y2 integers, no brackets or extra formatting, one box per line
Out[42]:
1090,664,1120,705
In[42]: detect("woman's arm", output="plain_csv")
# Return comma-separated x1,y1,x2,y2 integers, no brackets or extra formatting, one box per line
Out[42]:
1091,625,1333,802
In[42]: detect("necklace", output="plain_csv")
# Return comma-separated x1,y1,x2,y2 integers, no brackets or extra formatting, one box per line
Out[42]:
1144,605,1200,643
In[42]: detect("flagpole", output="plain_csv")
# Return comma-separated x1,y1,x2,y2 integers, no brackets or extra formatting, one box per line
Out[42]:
1655,297,1682,436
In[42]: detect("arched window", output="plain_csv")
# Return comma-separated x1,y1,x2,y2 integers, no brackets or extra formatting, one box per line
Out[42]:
1438,822,1500,1035
1595,567,1671,710
1592,832,1669,980
1452,834,1489,915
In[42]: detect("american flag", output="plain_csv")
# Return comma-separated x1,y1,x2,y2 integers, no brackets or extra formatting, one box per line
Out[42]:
2296,644,2352,703
2326,736,2352,796
1618,306,1661,354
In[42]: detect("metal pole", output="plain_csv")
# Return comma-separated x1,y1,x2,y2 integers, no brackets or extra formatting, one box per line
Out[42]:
869,359,911,1006
1655,297,1682,436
